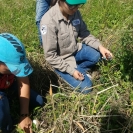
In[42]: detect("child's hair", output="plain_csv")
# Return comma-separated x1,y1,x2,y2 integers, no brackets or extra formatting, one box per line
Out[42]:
0,61,4,64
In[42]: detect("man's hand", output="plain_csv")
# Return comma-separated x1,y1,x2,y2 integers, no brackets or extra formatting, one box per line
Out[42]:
98,45,113,60
19,116,33,133
73,70,84,81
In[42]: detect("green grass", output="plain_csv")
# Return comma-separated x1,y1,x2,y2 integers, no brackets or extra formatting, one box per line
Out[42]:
0,0,133,132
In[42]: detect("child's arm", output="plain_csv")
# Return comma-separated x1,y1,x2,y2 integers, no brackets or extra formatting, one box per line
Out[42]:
17,76,32,133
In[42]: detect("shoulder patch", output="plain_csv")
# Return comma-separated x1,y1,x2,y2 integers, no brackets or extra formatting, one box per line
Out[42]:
41,25,47,35
72,19,80,26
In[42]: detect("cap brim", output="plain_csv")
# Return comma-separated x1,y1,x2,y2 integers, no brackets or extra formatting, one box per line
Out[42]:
66,0,86,5
5,59,33,77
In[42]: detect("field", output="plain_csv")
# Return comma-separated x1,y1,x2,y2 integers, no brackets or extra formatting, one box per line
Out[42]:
0,0,133,132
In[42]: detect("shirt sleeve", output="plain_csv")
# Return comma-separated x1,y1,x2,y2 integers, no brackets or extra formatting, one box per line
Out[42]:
77,11,102,50
41,23,76,75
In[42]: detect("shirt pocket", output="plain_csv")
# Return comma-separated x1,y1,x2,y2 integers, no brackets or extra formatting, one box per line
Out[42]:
59,32,71,48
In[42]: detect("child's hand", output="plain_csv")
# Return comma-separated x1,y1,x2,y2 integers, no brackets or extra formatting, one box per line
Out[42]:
19,116,33,133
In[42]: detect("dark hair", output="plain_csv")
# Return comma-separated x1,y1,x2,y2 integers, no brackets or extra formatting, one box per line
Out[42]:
60,0,65,1
50,0,58,6
0,61,4,64
58,0,65,6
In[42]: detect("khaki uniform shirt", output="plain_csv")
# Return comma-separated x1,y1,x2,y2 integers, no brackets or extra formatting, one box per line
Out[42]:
41,3,102,75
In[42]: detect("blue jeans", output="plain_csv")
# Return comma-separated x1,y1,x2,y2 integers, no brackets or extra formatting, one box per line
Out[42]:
55,44,101,94
0,82,44,133
36,0,51,45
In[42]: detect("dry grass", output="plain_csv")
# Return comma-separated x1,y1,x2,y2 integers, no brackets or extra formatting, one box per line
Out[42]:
26,52,133,133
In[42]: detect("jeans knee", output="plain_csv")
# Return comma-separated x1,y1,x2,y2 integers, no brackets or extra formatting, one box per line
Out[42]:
80,86,93,94
79,79,93,94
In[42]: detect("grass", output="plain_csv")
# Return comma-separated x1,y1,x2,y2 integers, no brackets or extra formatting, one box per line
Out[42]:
0,0,133,132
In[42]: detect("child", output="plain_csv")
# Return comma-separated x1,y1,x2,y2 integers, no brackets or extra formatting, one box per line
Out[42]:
0,33,44,133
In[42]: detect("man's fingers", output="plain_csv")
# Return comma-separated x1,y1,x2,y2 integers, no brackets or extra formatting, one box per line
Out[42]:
77,74,84,81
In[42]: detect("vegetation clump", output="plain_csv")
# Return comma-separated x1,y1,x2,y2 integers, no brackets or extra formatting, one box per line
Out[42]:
0,0,133,132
